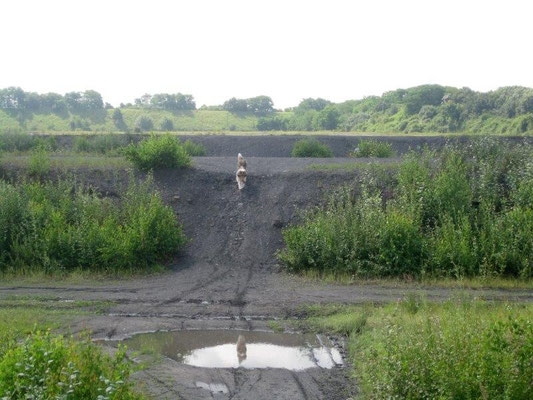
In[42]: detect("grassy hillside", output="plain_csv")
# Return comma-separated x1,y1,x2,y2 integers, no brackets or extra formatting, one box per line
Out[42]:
0,109,292,133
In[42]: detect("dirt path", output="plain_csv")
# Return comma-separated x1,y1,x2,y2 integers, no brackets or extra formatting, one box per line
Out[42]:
2,156,532,399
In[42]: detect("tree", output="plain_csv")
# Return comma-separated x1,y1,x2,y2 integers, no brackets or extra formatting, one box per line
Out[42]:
160,118,174,131
64,91,83,111
257,116,288,131
134,94,152,107
404,85,446,115
247,96,274,114
315,105,340,130
295,98,332,112
223,97,249,112
135,115,153,131
146,93,196,110
0,87,26,110
40,93,66,114
80,90,104,111
112,109,127,130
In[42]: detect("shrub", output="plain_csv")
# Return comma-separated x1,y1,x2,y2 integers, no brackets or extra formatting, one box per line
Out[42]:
182,139,206,156
160,118,174,131
125,135,191,171
28,147,51,178
0,177,186,274
0,330,143,399
0,133,35,152
256,116,288,131
134,116,153,132
112,108,127,131
354,301,533,400
73,135,129,154
352,139,395,158
291,138,333,158
280,139,533,279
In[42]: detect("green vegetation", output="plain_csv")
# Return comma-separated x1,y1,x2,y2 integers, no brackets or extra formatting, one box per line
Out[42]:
182,139,207,156
306,300,533,400
2,85,533,134
0,298,142,399
134,115,153,132
280,139,533,279
352,139,395,157
291,138,333,158
0,177,186,275
73,134,131,154
0,330,142,399
0,132,56,152
125,135,191,170
27,147,51,178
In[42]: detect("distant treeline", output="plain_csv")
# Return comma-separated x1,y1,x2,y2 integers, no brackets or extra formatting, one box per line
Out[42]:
1,85,533,133
258,85,533,133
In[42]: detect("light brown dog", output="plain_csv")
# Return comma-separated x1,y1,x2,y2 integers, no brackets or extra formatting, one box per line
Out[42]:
236,153,247,190
236,334,247,364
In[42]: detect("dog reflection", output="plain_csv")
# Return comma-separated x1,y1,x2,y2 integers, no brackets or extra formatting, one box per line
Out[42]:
236,334,247,364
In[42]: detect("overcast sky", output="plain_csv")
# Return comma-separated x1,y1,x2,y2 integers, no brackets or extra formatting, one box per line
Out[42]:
1,0,532,108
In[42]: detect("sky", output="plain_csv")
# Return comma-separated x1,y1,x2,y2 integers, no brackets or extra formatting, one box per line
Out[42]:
1,0,532,108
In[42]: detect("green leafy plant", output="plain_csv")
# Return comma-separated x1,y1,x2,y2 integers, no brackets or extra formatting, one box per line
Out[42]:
291,138,333,158
0,177,187,274
280,139,533,279
352,139,395,158
28,147,51,178
0,330,143,399
182,139,206,156
125,134,191,170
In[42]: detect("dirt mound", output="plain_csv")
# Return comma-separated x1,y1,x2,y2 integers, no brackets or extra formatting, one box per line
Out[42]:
153,158,361,267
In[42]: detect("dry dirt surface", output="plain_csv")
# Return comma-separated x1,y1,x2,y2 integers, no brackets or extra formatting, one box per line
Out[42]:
2,151,533,400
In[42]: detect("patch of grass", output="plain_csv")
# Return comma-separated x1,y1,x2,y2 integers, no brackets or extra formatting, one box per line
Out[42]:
298,269,533,289
182,139,206,156
0,153,130,171
305,300,533,400
125,134,191,170
291,138,334,158
0,297,114,314
73,134,131,154
267,320,284,333
0,176,187,275
351,139,395,157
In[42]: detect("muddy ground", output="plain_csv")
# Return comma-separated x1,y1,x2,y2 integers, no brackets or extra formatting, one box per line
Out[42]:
2,142,533,399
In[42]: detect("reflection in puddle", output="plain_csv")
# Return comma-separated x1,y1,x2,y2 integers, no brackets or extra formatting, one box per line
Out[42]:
118,329,343,371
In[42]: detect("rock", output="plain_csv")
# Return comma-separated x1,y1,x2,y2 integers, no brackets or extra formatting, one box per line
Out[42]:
273,219,284,228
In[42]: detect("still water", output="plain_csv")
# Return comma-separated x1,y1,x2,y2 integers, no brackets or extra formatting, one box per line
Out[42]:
118,329,343,371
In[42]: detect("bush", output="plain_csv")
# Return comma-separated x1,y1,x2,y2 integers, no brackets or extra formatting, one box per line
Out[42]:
0,133,36,152
112,109,127,131
73,135,129,154
0,330,143,399
352,139,395,158
280,139,533,279
0,177,187,274
160,118,174,131
134,116,153,132
354,301,533,400
28,147,51,178
182,139,206,156
291,138,333,158
256,116,288,131
125,134,191,171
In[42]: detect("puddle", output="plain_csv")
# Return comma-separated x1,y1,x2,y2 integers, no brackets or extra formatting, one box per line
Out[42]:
114,329,343,371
